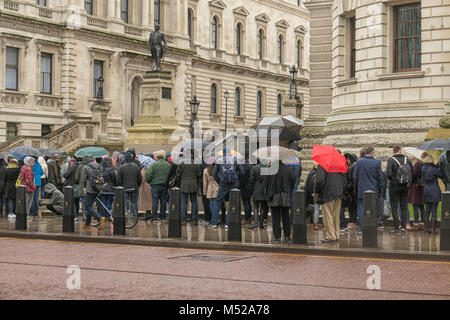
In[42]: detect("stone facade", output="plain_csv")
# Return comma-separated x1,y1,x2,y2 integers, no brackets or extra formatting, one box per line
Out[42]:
0,0,310,151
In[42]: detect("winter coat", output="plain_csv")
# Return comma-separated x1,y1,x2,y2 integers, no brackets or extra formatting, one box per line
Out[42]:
203,167,219,199
45,183,64,214
63,162,79,188
213,156,242,189
314,165,344,204
60,157,70,184
47,159,61,187
386,154,414,191
75,158,88,197
0,161,7,194
353,156,385,200
20,164,36,193
408,161,424,205
264,162,296,207
33,161,44,188
304,167,317,206
238,161,253,198
38,157,48,179
250,164,267,201
420,163,444,203
165,162,179,188
81,158,101,194
138,167,152,211
5,164,19,198
146,159,170,186
117,154,142,192
177,161,201,194
101,157,116,193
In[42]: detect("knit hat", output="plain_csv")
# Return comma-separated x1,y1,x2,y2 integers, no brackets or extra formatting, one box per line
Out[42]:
422,155,434,164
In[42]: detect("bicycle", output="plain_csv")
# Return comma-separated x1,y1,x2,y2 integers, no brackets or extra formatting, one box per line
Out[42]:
82,189,139,229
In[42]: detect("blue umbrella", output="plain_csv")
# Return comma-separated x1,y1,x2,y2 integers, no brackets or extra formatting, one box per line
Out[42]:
8,151,27,161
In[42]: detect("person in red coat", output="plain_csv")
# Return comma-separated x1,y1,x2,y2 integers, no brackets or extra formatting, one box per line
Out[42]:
407,155,424,231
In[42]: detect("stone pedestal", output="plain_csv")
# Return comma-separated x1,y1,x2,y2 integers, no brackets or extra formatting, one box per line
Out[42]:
126,71,183,153
283,99,303,119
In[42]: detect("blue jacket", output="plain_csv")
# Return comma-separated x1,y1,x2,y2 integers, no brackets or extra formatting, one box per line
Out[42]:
420,163,444,203
353,156,385,199
33,161,44,187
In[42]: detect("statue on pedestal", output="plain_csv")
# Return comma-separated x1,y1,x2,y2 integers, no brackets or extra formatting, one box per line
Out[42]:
148,24,167,72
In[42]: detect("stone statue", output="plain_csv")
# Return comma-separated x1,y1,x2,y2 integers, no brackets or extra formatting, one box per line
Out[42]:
148,24,167,72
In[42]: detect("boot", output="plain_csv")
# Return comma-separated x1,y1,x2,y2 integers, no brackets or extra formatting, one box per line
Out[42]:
424,219,431,234
98,217,106,229
431,218,437,235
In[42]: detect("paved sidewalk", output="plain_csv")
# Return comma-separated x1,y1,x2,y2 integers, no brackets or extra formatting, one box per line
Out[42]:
1,216,449,262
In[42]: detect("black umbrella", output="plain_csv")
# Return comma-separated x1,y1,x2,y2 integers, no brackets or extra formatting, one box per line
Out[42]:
38,148,67,158
419,139,450,151
251,115,303,141
9,146,42,157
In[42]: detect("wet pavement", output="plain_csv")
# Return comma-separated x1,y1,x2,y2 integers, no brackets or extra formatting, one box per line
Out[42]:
1,215,449,261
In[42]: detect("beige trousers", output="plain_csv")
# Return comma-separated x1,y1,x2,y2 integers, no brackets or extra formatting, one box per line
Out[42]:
321,198,342,241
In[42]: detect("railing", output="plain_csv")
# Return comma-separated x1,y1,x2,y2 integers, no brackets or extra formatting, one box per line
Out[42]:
39,7,53,18
124,25,142,37
87,16,108,29
4,0,19,11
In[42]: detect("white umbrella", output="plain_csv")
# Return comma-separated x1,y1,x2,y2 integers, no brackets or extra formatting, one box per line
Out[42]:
403,147,423,160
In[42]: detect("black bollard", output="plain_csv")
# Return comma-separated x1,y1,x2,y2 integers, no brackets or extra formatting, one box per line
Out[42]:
228,189,242,242
292,190,307,244
113,187,126,236
168,187,182,238
62,186,74,232
362,190,378,248
15,185,27,230
440,192,450,251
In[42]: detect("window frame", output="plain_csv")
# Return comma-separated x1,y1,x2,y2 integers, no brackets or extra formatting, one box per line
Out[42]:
5,46,19,91
85,0,93,15
257,29,264,59
278,35,284,64
256,91,262,119
154,0,161,26
234,87,241,116
277,93,282,115
40,52,53,94
350,16,356,78
6,122,18,141
236,23,242,55
212,16,218,49
93,60,104,99
393,2,421,73
36,0,47,6
210,83,217,114
120,0,128,23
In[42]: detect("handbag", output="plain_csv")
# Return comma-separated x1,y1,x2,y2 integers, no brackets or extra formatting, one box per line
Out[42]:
15,176,22,188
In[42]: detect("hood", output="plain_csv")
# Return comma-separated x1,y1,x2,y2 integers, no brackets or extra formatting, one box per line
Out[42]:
102,157,112,168
38,157,46,166
24,156,33,167
45,183,57,194
83,155,94,165
87,161,99,170
125,152,133,163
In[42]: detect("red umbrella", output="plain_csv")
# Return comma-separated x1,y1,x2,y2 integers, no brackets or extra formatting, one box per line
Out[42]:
311,145,348,173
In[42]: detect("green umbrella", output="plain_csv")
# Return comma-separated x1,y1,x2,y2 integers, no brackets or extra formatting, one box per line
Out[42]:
74,147,109,158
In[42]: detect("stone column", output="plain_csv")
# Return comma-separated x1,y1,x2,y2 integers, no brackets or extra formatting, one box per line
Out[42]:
115,0,121,20
142,0,150,27
107,0,115,19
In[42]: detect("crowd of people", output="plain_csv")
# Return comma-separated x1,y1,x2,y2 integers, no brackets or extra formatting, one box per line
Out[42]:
0,144,448,243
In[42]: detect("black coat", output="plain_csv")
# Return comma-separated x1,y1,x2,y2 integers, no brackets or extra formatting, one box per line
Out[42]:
117,161,142,192
264,162,296,202
314,165,344,204
47,159,61,187
239,162,253,198
304,167,317,206
101,158,116,193
250,164,266,201
63,163,79,187
386,154,413,191
177,161,201,194
5,166,20,199
0,163,7,194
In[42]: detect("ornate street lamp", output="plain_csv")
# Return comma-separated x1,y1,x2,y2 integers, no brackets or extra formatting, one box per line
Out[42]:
289,65,298,100
189,95,200,138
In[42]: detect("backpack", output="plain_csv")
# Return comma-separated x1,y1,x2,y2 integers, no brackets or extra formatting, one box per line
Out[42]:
221,162,238,185
88,165,106,193
392,156,412,186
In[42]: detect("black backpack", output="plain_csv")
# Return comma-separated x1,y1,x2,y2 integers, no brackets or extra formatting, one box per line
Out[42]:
391,157,412,186
88,165,106,193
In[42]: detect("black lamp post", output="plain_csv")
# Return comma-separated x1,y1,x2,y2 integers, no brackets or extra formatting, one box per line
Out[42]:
289,65,298,100
96,76,104,102
189,96,200,138
224,90,230,136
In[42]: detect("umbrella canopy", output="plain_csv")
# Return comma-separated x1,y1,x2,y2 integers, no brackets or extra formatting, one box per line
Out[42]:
9,146,42,157
38,148,67,158
7,151,26,161
419,139,450,151
251,115,303,141
74,147,109,158
403,147,424,160
311,145,348,173
137,154,155,168
253,146,299,161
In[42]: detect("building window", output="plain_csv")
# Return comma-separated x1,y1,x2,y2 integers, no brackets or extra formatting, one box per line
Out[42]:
120,0,128,23
278,35,283,64
85,0,93,15
236,23,242,55
212,16,218,49
40,53,52,94
257,29,263,59
257,91,262,118
394,3,421,72
350,17,356,78
36,0,46,6
235,88,241,116
210,84,217,114
296,40,302,68
188,9,193,42
154,0,161,26
93,60,104,98
5,47,19,91
41,124,52,137
6,123,18,140
277,94,282,115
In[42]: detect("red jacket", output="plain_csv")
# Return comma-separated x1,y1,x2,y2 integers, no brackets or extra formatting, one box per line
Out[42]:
20,165,36,193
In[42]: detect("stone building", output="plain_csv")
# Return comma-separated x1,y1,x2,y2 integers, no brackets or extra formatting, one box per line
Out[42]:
0,0,310,153
302,0,450,160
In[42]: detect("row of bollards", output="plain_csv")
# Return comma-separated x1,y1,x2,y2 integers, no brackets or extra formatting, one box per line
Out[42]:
13,185,450,251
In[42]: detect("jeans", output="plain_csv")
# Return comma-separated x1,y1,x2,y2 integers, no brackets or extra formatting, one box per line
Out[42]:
151,184,168,221
241,196,252,221
357,198,364,229
99,193,114,218
425,202,438,220
30,186,40,217
74,197,80,218
390,188,409,230
413,204,425,224
26,191,34,215
6,198,15,215
313,203,320,224
181,192,198,222
80,196,88,219
125,191,138,218
211,185,233,226
46,204,62,215
84,192,100,226
0,193,4,217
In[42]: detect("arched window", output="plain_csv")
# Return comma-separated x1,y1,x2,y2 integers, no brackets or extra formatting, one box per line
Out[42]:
235,88,241,116
236,23,242,54
296,40,302,68
277,94,282,115
188,9,193,42
212,16,218,49
257,91,262,118
278,35,283,64
257,29,263,59
210,84,217,114
154,0,161,26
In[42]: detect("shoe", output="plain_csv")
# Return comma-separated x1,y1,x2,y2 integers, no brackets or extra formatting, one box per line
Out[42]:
74,217,79,221
272,238,281,244
284,237,291,243
81,224,91,230
191,220,198,225
9,214,16,220
357,231,362,236
313,223,319,231
181,221,186,226
321,239,336,243
225,225,229,230
390,229,400,234
207,223,213,227
98,217,106,229
419,223,425,231
161,219,167,224
263,219,268,226
378,225,384,230
400,228,406,234
340,228,347,233
406,223,412,231
347,222,357,228
212,224,218,229
143,216,152,221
